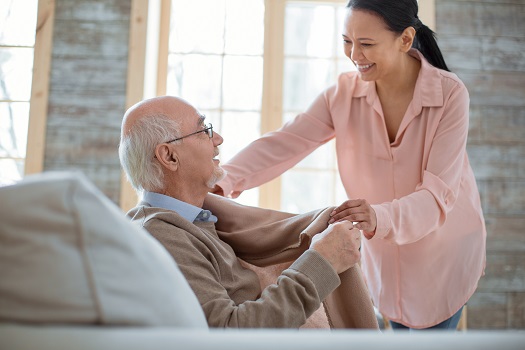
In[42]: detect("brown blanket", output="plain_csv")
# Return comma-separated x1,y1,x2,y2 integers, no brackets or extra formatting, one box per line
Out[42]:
204,193,379,329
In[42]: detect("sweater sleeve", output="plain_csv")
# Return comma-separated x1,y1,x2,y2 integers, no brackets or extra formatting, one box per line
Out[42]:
146,218,340,328
225,250,340,328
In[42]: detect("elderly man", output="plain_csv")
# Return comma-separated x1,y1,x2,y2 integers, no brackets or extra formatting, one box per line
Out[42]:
119,96,377,329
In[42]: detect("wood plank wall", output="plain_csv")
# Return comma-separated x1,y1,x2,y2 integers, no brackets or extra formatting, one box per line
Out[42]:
436,0,525,329
44,0,131,203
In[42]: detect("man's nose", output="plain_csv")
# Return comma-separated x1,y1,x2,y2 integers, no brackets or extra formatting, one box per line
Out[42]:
212,131,223,146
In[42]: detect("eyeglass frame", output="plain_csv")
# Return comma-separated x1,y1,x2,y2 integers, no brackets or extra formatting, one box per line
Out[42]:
165,123,213,143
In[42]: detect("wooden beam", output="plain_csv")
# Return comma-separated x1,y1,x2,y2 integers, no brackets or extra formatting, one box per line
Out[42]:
258,0,286,210
25,0,55,175
156,0,171,96
120,0,149,211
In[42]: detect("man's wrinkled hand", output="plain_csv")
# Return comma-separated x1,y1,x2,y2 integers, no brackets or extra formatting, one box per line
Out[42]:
310,221,361,274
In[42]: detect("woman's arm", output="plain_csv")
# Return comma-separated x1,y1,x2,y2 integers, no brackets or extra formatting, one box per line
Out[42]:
216,90,337,198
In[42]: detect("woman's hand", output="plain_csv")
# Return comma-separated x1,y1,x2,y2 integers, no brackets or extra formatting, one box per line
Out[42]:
329,199,377,239
209,185,225,196
209,185,243,199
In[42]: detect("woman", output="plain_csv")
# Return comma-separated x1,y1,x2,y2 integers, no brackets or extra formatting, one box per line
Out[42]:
214,0,486,330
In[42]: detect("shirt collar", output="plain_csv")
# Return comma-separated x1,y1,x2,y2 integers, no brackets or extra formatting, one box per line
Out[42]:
353,49,444,109
142,191,217,223
410,48,444,108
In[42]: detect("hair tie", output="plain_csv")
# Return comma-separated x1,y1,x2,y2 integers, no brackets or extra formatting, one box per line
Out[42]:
414,17,423,31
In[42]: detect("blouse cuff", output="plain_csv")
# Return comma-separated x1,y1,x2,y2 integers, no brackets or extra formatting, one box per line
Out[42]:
216,177,234,198
371,204,392,240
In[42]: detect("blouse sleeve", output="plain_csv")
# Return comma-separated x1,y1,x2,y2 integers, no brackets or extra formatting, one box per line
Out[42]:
372,78,471,245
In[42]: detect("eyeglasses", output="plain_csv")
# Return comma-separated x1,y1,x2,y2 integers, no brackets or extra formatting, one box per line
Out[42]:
166,123,213,143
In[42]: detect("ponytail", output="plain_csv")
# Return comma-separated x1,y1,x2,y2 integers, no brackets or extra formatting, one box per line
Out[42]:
412,20,450,72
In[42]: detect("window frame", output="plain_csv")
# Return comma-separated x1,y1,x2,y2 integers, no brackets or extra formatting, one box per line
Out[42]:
119,0,150,211
118,0,435,211
12,0,53,176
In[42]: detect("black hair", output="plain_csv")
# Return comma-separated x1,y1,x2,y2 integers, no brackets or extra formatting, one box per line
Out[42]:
346,0,450,72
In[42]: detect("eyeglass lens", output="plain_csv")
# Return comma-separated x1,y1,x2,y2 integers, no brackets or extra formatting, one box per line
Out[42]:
205,124,213,138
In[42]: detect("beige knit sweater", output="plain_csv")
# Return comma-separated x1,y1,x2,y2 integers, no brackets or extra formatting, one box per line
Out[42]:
128,193,378,329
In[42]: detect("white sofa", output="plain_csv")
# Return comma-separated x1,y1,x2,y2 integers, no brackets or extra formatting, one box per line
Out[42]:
2,325,525,350
1,172,523,350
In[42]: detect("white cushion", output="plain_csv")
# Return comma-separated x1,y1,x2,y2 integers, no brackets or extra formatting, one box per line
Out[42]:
0,171,207,328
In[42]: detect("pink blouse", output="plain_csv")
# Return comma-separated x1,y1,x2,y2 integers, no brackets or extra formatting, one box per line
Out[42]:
217,50,486,328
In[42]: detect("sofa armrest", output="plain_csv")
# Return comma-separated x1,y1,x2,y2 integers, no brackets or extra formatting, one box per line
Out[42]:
1,324,524,350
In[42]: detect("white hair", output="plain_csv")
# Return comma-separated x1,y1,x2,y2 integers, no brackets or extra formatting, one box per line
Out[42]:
118,114,181,194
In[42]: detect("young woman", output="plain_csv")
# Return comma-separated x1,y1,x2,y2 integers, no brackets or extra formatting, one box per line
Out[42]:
214,0,486,330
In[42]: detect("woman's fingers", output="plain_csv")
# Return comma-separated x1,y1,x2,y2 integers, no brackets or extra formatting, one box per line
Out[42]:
329,198,377,235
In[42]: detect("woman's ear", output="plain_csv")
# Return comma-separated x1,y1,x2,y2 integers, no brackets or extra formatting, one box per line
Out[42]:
155,143,179,171
399,26,416,52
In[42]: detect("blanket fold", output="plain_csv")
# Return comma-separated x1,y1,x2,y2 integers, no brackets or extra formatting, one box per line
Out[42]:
203,194,379,329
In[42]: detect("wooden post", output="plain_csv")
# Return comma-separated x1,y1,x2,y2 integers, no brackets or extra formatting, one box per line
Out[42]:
119,0,149,211
25,0,55,175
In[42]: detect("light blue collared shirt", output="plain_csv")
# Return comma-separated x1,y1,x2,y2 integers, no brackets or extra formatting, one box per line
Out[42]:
143,191,217,223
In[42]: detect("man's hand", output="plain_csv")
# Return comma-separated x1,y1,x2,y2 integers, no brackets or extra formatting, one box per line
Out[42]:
329,199,377,239
310,221,361,274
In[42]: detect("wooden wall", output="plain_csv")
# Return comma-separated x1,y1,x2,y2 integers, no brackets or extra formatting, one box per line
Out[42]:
436,0,525,329
44,0,131,203
42,0,524,329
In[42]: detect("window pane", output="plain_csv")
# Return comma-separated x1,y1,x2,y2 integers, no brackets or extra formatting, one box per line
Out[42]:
336,6,348,58
170,0,225,54
280,2,348,212
0,47,34,100
337,57,356,74
220,111,260,207
0,0,37,185
168,0,264,208
336,7,356,73
0,102,29,158
220,111,260,162
224,0,264,55
223,56,263,110
0,158,24,186
234,187,259,207
283,58,333,111
281,170,335,213
285,5,334,58
335,173,348,203
167,53,222,109
283,111,296,124
199,109,222,133
0,0,38,46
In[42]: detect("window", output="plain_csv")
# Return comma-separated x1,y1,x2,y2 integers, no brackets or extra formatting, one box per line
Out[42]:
156,0,348,211
134,0,435,212
280,1,353,213
165,0,265,206
0,0,38,185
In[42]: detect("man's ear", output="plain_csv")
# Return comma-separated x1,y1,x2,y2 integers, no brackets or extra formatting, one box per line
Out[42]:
399,26,416,52
155,143,179,171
